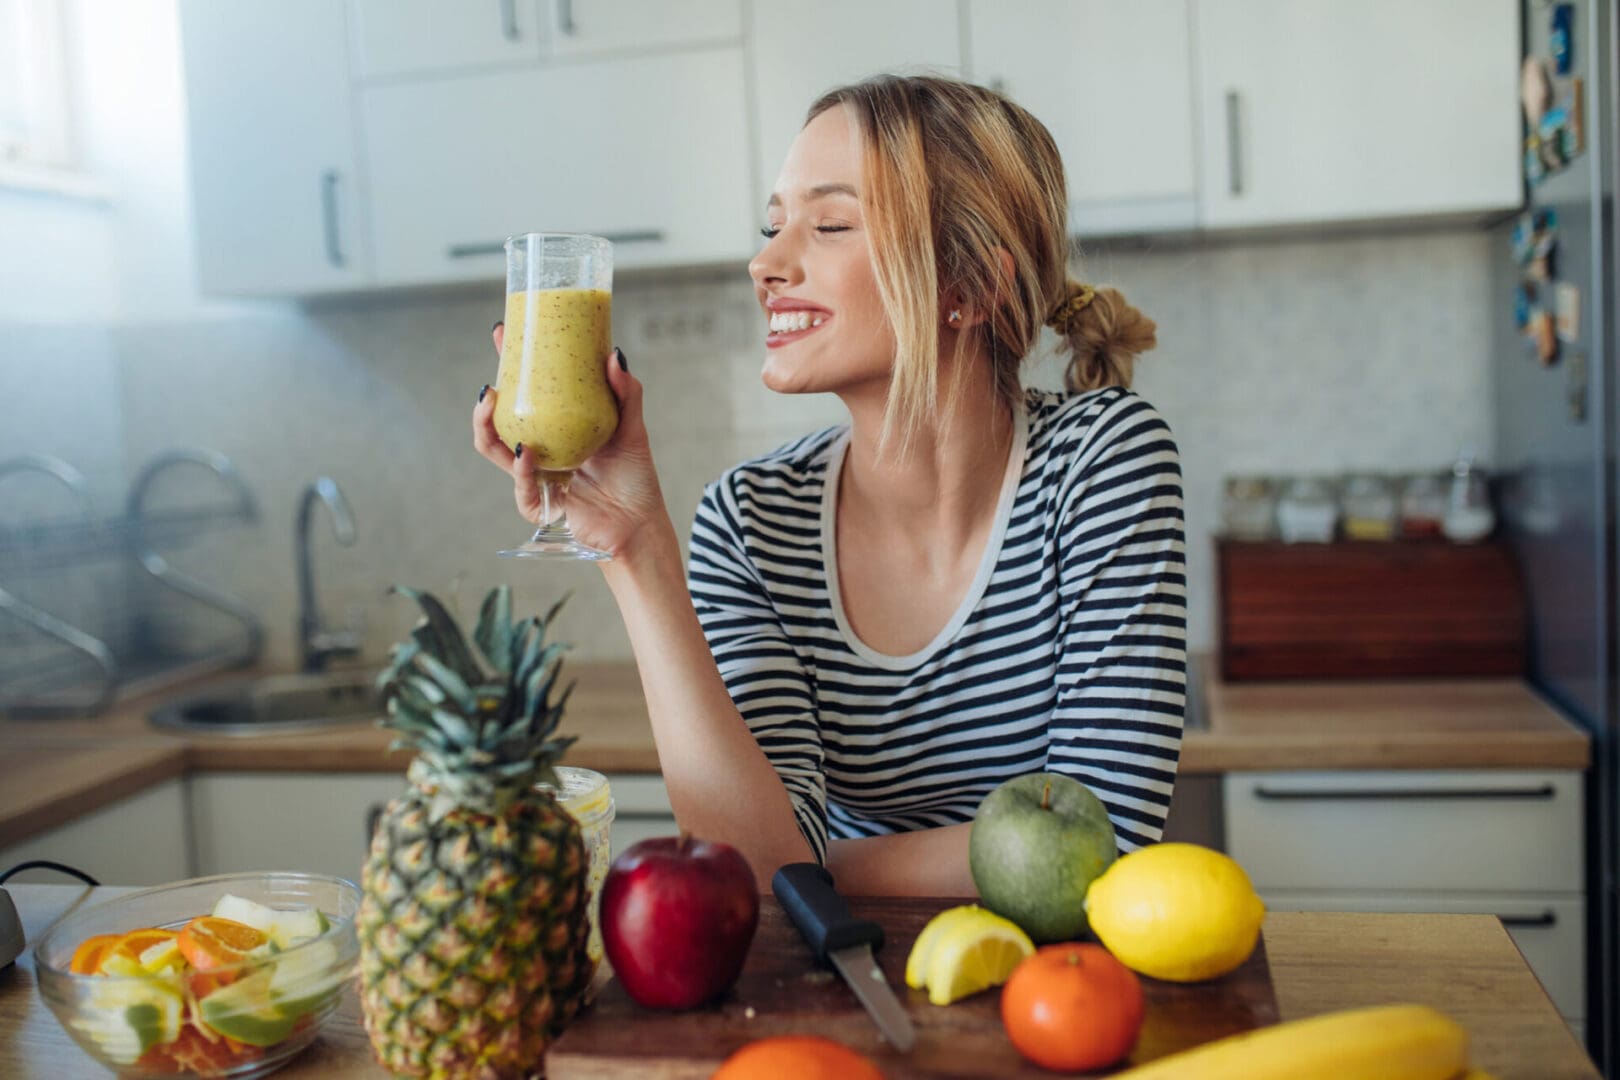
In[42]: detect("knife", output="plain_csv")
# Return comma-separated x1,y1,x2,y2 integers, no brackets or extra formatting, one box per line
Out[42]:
771,863,917,1052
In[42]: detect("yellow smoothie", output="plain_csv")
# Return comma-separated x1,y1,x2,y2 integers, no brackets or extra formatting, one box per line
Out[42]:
493,288,618,471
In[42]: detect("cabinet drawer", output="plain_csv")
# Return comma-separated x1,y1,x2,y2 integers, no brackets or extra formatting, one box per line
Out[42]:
1225,770,1582,893
1263,890,1585,1021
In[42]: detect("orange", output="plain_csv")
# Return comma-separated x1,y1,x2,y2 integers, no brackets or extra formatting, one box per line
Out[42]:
710,1036,885,1080
99,928,180,974
176,916,266,970
69,933,122,975
1001,943,1144,1072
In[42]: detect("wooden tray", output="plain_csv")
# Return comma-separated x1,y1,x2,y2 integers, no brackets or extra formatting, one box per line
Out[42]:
546,896,1278,1078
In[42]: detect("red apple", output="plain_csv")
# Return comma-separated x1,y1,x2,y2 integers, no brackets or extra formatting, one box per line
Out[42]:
600,833,759,1009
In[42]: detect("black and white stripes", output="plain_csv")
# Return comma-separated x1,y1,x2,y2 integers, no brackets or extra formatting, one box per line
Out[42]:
688,387,1187,864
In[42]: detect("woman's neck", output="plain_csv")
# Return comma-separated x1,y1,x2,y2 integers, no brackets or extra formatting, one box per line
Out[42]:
836,366,1017,546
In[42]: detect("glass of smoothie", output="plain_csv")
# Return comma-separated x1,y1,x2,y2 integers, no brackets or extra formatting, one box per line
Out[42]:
494,232,619,560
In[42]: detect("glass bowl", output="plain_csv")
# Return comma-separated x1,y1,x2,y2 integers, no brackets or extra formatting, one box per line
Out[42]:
34,872,360,1079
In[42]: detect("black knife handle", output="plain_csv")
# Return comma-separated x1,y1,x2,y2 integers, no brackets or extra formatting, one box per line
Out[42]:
772,862,884,963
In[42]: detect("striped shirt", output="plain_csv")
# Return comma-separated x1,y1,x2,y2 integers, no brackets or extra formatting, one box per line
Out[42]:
687,386,1187,864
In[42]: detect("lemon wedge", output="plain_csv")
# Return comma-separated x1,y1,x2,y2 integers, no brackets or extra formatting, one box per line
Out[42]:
921,910,1034,1005
905,905,988,990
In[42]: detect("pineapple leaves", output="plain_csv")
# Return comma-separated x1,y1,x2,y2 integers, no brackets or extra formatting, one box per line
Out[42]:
473,585,515,674
390,585,484,686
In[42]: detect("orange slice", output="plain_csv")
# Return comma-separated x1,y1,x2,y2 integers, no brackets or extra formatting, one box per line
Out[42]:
99,928,180,975
70,933,122,975
177,916,266,970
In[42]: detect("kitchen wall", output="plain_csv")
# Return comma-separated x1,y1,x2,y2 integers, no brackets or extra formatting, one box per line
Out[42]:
0,0,1496,675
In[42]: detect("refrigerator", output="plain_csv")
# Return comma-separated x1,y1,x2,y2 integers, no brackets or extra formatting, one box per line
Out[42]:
1493,0,1617,1071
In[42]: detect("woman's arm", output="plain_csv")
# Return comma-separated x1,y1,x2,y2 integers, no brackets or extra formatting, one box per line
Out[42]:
1047,394,1187,851
827,823,977,897
602,524,816,888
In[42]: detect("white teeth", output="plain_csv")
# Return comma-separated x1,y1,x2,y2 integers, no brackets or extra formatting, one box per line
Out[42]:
769,311,825,334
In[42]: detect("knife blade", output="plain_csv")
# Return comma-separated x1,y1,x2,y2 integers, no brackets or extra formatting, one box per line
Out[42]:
771,862,917,1052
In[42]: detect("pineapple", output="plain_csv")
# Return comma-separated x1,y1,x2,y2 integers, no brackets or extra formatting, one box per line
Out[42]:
358,585,594,1079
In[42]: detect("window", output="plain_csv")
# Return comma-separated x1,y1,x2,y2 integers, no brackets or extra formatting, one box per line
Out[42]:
0,0,95,194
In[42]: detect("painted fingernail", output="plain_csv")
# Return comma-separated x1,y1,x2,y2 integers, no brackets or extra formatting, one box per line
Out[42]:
514,442,523,459
615,347,629,373
491,320,503,333
478,384,489,403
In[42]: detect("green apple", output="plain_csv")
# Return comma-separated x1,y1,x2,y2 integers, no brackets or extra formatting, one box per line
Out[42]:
74,976,184,1064
198,969,299,1046
267,939,345,1019
968,772,1118,943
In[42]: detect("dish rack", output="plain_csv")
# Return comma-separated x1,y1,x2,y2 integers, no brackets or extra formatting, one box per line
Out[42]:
0,448,264,718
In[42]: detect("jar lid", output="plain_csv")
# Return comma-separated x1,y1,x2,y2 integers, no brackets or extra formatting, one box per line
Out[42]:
536,765,613,822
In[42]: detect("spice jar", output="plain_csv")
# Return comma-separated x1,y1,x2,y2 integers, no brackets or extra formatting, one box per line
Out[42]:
1398,472,1448,538
1221,476,1277,540
1340,473,1397,541
537,765,615,970
1276,477,1339,543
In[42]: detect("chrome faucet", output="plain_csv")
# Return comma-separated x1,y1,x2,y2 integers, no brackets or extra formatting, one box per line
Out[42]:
295,477,360,672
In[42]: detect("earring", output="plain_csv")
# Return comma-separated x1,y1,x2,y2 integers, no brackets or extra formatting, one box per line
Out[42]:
947,309,962,325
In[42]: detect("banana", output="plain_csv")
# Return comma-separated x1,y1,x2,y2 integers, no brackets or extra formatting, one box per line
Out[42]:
1111,1003,1468,1080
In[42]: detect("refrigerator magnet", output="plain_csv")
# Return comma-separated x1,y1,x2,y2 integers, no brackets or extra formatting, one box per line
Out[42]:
1521,56,1553,124
1532,309,1560,365
1555,282,1581,342
1550,3,1574,76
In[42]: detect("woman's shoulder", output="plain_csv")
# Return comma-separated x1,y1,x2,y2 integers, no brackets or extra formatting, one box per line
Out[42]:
696,424,846,529
1023,385,1177,463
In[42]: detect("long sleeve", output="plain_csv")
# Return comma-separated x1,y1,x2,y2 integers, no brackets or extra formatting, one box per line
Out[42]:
688,476,830,864
1044,392,1188,851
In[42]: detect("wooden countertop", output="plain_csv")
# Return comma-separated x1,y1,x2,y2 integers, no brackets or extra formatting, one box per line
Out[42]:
0,885,1597,1079
0,659,1591,849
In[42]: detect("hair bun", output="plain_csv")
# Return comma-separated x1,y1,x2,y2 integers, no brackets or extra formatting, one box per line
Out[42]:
1059,286,1158,393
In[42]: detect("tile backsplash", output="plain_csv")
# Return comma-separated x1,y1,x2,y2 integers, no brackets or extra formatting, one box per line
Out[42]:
1,227,1494,673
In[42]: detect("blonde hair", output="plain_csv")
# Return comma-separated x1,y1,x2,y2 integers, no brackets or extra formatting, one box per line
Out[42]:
806,75,1157,454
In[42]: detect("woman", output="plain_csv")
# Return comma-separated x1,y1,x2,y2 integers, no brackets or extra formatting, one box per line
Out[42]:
473,75,1186,897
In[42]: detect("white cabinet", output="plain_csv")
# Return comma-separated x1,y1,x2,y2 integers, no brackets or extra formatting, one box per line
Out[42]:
543,0,742,58
178,0,373,296
968,0,1198,236
747,0,962,211
362,48,754,284
1225,769,1586,1025
0,781,190,887
189,773,411,882
1193,0,1522,229
348,0,545,80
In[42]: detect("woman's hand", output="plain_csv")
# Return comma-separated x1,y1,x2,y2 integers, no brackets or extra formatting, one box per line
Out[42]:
473,324,668,558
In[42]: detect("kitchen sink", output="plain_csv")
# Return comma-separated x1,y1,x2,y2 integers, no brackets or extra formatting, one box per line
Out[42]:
148,669,384,736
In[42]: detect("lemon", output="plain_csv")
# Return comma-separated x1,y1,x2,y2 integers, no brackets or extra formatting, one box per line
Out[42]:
922,910,1035,1005
1085,842,1265,983
905,905,988,990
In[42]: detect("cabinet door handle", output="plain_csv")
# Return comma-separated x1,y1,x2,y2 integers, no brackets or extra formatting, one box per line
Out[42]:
557,0,577,36
499,0,520,41
320,171,345,268
1498,910,1558,929
1225,90,1243,196
1251,784,1558,802
447,230,664,259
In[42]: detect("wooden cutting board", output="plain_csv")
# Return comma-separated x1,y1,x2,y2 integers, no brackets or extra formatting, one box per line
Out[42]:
546,896,1278,1078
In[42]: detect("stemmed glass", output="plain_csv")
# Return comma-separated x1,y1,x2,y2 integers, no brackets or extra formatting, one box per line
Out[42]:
492,233,619,560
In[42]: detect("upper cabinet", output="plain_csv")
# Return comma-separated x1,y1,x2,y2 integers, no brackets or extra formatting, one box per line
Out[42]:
348,0,546,80
968,0,1198,236
1193,0,1522,229
542,0,742,58
747,0,963,211
178,0,372,296
362,48,755,285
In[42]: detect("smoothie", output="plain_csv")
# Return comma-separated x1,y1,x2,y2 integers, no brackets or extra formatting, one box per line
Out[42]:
493,288,618,471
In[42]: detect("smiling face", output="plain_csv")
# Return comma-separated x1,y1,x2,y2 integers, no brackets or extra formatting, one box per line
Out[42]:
748,106,896,398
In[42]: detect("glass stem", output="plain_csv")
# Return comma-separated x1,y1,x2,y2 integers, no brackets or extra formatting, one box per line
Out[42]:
539,471,570,527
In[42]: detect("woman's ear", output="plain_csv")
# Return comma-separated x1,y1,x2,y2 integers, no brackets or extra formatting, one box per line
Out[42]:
941,247,1018,329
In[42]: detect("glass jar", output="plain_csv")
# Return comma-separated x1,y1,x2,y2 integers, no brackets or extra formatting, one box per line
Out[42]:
537,765,615,970
1276,477,1339,543
1398,471,1448,538
1340,473,1397,541
1443,453,1496,543
1221,476,1277,540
